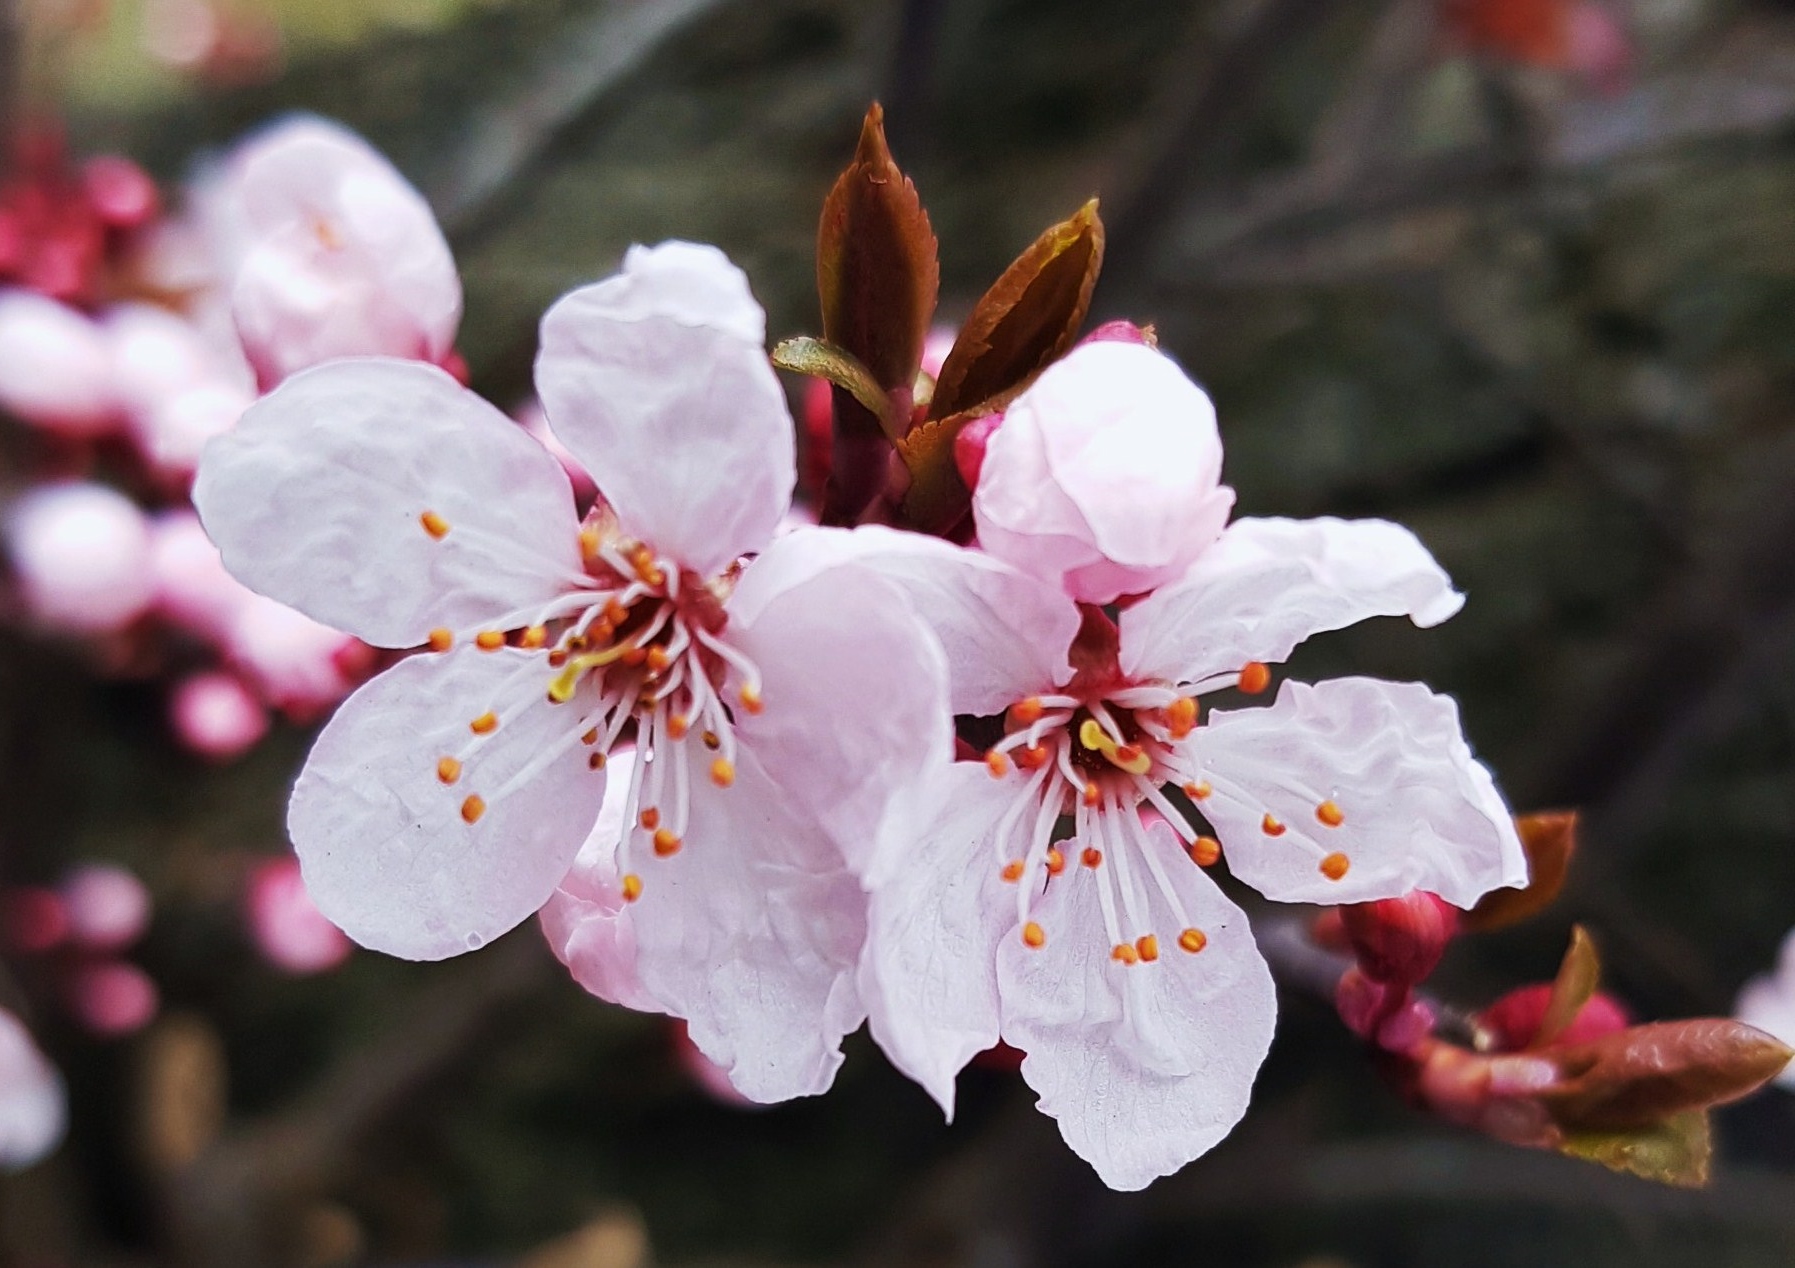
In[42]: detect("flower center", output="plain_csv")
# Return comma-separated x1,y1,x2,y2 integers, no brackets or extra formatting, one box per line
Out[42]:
419,514,764,901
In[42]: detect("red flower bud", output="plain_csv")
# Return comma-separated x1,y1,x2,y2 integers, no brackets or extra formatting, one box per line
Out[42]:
952,410,1003,490
1340,890,1459,988
1479,982,1630,1051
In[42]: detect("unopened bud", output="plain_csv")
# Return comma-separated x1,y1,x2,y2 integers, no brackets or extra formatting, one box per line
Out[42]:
1479,982,1630,1052
1340,890,1459,989
952,410,1004,490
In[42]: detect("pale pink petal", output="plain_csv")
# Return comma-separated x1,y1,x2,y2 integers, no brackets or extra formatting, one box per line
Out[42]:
194,358,584,648
996,822,1275,1191
246,857,352,975
0,291,118,434
860,764,1015,1115
975,342,1234,604
729,525,1076,716
539,749,660,1013
1121,517,1464,685
225,116,460,385
1736,926,1795,1090
1189,678,1527,908
534,242,793,574
674,1022,759,1108
60,865,151,953
626,746,864,1103
6,483,156,634
288,647,607,960
728,534,954,878
170,671,269,760
0,1009,65,1171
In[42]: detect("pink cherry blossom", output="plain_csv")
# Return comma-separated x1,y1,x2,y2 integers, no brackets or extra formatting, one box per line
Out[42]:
0,290,119,434
974,341,1235,604
7,483,157,634
60,864,151,954
246,857,352,975
221,116,462,388
827,517,1525,1189
0,1008,65,1172
170,670,269,759
1737,927,1795,1090
195,241,951,1102
64,960,159,1037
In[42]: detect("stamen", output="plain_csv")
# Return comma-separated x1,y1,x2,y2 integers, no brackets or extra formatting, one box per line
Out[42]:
620,874,643,902
1021,921,1046,949
1183,780,1212,801
436,757,462,785
428,628,453,652
1081,847,1103,868
1011,697,1045,726
1190,836,1221,867
518,625,548,650
652,828,681,857
582,728,599,745
475,631,505,651
1178,928,1208,954
1239,662,1271,694
588,752,605,771
645,645,671,673
639,808,660,831
986,750,1010,778
1001,860,1024,883
1165,696,1199,738
1262,814,1286,837
1136,934,1160,963
668,715,690,740
469,712,498,735
1320,852,1351,881
460,795,486,823
1316,800,1345,828
739,684,764,715
1111,943,1139,964
710,757,735,788
1045,847,1066,876
419,510,450,539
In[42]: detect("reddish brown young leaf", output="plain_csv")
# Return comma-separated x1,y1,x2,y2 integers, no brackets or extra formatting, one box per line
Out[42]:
1532,924,1602,1048
927,199,1106,423
1463,811,1578,932
895,407,986,535
1541,1019,1794,1130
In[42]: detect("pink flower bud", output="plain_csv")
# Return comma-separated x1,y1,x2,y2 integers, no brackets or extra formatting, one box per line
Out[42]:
1478,982,1631,1051
952,410,1003,490
0,291,118,434
245,857,351,975
82,157,159,231
7,483,156,634
973,341,1234,603
64,960,159,1038
1340,891,1459,989
170,671,269,760
60,865,151,953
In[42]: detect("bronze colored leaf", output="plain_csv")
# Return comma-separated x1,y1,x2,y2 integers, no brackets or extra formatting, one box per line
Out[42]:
1558,1110,1712,1188
771,337,901,439
1463,811,1577,933
1542,1019,1794,1130
1533,924,1602,1048
928,199,1106,423
817,102,938,406
895,407,982,535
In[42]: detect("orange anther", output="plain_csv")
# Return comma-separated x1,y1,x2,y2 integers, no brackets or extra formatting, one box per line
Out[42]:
668,715,690,740
475,630,505,651
1316,800,1345,828
1021,921,1046,949
1184,780,1213,801
1082,781,1101,807
620,874,643,903
1115,744,1144,767
1166,696,1199,737
653,828,681,857
459,795,486,824
1111,942,1139,964
1178,928,1208,954
645,645,671,673
1190,835,1221,867
581,728,599,745
427,627,453,652
588,752,605,771
548,650,569,668
710,757,735,788
604,597,629,625
1320,852,1351,881
469,712,498,735
419,510,450,540
620,646,647,667
1017,743,1049,770
1011,697,1045,726
639,808,660,831
1045,847,1066,876
1001,860,1024,883
518,625,548,650
1239,662,1271,694
986,750,1010,778
1081,846,1103,869
587,621,613,645
702,730,721,750
739,684,764,715
578,526,602,558
1261,814,1286,837
1136,934,1160,962
436,757,462,785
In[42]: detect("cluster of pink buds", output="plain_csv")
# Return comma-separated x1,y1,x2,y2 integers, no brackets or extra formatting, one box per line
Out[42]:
184,103,1791,1192
0,115,464,760
2,864,159,1038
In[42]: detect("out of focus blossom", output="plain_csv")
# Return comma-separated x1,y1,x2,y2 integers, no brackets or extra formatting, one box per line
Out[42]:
2,888,70,955
6,483,156,633
246,857,352,975
197,241,950,1103
0,291,118,433
64,960,159,1038
0,1008,65,1171
973,341,1235,604
222,117,462,388
1737,928,1795,1089
223,593,360,715
1439,0,1632,92
3,863,160,1040
61,864,152,954
169,670,269,760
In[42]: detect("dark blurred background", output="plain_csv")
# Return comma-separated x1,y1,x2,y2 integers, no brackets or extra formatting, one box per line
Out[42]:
9,0,1795,1263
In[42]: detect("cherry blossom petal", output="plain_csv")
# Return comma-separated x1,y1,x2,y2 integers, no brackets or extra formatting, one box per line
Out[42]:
626,745,865,1103
289,647,607,960
534,242,793,574
195,358,585,648
730,525,1077,716
729,535,954,877
1189,678,1527,908
1121,517,1463,685
996,823,1275,1191
975,342,1235,605
860,764,1015,1115
539,749,661,1013
0,1009,65,1171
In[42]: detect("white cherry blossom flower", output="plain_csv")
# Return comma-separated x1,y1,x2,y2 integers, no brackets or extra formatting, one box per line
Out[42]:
195,242,950,1101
